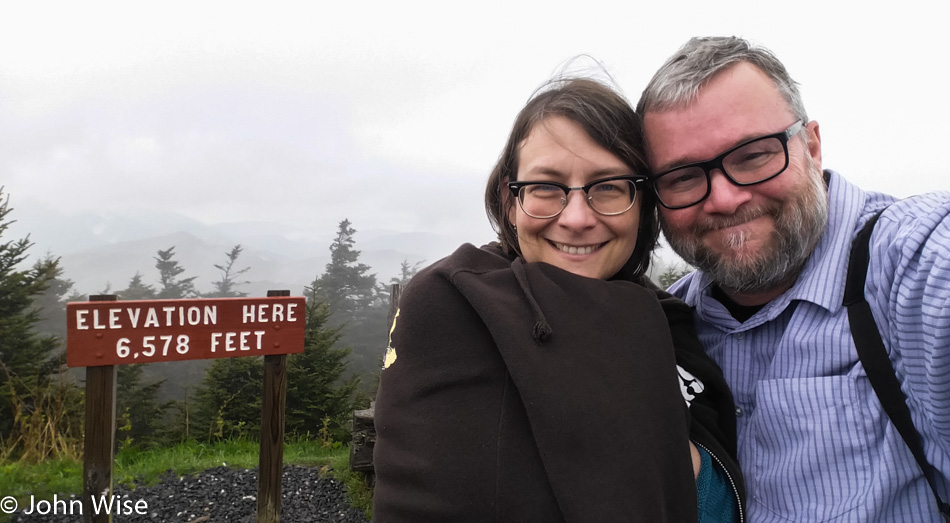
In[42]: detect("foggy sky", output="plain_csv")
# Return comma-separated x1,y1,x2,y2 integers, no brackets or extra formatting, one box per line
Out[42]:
2,1,947,263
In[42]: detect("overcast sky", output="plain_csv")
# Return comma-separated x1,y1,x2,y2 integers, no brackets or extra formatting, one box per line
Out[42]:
2,1,947,257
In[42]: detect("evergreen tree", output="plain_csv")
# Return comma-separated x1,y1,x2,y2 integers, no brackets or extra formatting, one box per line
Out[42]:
118,272,157,300
285,292,365,441
0,189,66,441
191,357,263,440
311,220,389,380
31,256,74,346
390,258,424,288
115,364,172,449
313,220,378,319
155,247,198,299
207,245,250,298
168,386,197,443
378,258,423,308
655,264,693,289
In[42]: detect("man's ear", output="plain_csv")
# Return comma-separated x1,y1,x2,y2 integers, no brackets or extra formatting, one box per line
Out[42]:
805,120,822,168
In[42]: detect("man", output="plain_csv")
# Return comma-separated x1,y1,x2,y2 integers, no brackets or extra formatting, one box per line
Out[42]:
637,36,950,521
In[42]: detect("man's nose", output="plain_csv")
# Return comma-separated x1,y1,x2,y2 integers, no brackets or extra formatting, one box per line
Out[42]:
701,170,753,214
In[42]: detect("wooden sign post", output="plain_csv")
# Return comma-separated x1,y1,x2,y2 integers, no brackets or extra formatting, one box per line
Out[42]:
81,295,118,523
67,292,306,523
258,290,290,522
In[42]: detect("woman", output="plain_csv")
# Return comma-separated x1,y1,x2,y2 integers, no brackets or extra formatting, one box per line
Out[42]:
373,77,743,522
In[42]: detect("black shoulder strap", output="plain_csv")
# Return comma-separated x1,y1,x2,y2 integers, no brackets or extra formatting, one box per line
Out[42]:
844,210,950,519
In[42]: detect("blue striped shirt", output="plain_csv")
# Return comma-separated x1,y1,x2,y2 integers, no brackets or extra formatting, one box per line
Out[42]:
669,170,950,522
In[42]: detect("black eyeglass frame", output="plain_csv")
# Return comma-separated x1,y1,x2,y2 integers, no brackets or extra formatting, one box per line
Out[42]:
507,175,648,219
650,120,805,210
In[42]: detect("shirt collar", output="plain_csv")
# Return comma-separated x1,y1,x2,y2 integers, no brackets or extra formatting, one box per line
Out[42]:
780,170,865,313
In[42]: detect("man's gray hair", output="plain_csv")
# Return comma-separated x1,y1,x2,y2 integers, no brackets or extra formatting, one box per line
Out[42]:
636,36,808,124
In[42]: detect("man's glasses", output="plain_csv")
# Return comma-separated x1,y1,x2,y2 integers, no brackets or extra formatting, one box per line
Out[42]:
651,120,804,209
508,176,646,219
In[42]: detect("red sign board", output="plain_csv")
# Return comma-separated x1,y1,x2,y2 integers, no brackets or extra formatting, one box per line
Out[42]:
67,296,306,367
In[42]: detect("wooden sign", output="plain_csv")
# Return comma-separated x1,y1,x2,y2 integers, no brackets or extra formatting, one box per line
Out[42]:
66,296,306,367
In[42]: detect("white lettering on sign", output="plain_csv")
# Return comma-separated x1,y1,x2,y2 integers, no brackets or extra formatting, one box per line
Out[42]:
73,305,219,330
93,309,107,329
116,335,191,358
210,331,266,352
128,308,141,327
241,303,297,323
67,297,305,367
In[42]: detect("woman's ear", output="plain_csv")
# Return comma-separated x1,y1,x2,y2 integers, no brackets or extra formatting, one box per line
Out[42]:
503,181,518,227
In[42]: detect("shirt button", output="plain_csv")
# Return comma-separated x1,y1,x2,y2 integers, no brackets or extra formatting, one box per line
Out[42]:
735,332,745,340
735,407,744,417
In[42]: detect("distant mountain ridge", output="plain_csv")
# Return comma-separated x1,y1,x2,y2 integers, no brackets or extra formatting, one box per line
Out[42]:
10,204,477,298
11,201,685,297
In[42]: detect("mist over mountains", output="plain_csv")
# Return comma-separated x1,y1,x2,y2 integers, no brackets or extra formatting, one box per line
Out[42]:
11,203,480,299
10,197,687,300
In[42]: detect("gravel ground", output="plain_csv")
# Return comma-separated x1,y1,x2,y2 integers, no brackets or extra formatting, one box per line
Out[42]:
11,465,371,522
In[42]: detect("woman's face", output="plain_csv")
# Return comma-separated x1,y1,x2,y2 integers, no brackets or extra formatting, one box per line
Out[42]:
508,116,641,280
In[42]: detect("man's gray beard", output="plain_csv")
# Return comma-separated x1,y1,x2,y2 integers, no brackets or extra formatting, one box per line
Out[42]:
662,165,829,295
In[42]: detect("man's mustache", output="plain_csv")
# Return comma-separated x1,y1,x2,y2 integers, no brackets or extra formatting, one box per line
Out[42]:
689,203,780,236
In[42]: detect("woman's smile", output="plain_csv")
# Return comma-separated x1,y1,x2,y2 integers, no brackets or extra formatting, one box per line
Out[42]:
549,240,606,256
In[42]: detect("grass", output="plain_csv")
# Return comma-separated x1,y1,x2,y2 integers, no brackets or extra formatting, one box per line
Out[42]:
0,458,84,509
0,438,373,522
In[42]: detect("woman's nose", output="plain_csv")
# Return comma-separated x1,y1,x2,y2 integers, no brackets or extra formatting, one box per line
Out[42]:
556,189,598,229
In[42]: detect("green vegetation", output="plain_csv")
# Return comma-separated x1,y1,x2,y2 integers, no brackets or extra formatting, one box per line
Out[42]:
0,438,374,521
0,457,82,505
326,448,375,519
655,263,693,289
0,188,383,522
310,219,389,385
0,189,78,462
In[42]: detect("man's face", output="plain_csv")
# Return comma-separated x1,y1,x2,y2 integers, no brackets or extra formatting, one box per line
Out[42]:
643,62,826,302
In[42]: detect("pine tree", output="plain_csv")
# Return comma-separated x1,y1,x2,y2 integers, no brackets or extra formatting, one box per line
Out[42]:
0,189,67,441
155,247,198,299
655,264,693,289
390,258,423,287
191,357,263,440
118,272,157,300
313,220,378,319
378,258,423,306
207,245,250,298
31,256,74,346
285,292,365,441
311,220,388,380
311,220,389,375
115,364,172,449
